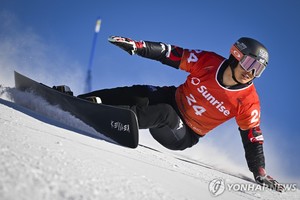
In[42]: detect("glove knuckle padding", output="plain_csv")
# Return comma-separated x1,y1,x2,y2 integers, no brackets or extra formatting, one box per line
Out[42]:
108,36,137,55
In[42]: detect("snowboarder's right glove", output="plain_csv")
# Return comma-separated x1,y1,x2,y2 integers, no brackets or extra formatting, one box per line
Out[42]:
108,36,144,55
254,167,285,192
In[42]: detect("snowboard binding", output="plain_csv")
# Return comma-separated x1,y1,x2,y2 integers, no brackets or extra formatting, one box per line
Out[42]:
52,85,73,96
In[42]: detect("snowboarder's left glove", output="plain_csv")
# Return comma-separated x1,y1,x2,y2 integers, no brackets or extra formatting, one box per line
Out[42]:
254,167,284,192
108,36,144,55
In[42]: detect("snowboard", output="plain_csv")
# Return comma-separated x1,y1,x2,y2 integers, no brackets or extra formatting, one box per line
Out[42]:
14,71,139,148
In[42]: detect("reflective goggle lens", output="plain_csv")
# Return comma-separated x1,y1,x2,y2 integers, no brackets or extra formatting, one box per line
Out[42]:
240,55,266,77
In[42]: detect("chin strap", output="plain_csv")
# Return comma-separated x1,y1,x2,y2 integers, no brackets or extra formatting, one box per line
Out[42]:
230,64,244,85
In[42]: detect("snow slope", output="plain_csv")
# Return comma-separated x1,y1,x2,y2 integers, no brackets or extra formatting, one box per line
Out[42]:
0,87,299,200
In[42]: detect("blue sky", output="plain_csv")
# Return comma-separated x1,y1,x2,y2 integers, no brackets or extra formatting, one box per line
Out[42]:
1,0,300,183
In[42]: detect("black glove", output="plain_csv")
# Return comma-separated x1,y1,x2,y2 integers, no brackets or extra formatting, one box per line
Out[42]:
108,36,143,55
254,167,284,192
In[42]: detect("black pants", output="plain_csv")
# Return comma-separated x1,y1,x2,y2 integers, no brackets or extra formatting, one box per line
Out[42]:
78,85,200,150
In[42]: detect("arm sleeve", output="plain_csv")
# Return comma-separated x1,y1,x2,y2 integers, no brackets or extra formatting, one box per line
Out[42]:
239,126,265,174
135,41,184,69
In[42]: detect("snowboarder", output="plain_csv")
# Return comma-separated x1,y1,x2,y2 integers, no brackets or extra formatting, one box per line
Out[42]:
78,36,284,192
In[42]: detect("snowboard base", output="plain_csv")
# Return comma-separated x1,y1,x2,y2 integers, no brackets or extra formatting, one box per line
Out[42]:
14,71,139,148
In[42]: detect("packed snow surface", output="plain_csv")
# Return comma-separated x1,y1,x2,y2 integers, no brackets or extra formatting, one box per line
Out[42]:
0,87,299,200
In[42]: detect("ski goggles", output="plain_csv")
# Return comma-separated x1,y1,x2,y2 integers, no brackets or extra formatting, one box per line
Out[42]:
230,46,266,77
